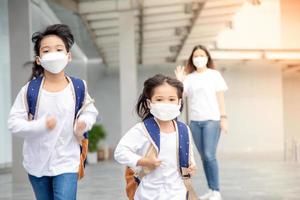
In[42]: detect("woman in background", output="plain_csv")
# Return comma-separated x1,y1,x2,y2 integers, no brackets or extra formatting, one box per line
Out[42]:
175,45,228,200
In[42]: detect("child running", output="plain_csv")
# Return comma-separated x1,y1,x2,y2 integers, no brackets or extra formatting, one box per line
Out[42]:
114,74,196,200
8,24,98,200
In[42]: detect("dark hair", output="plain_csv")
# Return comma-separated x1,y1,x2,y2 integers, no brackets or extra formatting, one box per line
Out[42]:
30,24,74,80
186,44,215,74
136,74,184,120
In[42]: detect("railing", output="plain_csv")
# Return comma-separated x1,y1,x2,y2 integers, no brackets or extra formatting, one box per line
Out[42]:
284,138,299,162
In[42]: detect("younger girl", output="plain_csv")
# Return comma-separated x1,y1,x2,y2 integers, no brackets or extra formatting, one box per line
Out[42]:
8,24,98,200
114,74,196,200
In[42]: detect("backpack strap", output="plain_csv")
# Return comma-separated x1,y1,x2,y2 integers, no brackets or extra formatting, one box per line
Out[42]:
176,121,197,200
26,76,86,121
26,76,44,120
69,76,88,139
176,120,190,169
69,77,85,117
143,117,160,152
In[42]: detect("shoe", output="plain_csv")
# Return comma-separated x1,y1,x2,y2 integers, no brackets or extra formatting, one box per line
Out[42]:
208,191,222,200
199,189,213,200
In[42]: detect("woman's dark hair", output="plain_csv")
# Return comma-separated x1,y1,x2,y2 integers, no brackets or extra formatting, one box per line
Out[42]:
136,74,184,120
186,44,215,74
30,24,74,80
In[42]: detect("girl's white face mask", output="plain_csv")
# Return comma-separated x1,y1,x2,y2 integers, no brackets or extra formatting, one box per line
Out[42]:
39,52,69,74
192,56,208,68
149,101,181,121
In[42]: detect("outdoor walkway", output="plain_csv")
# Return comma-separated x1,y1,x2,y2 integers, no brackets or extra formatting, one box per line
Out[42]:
0,154,300,200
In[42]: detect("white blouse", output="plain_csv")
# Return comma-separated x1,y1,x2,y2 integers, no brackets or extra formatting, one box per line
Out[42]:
114,122,195,200
8,80,98,177
184,69,228,121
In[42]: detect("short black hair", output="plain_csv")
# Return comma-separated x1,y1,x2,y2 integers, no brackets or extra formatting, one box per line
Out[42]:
30,24,74,80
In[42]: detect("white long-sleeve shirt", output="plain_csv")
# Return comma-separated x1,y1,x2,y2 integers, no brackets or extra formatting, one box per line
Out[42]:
114,122,195,200
8,80,98,177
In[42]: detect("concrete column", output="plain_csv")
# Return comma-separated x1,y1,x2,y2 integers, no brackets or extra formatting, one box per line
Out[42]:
119,10,137,134
8,0,32,182
0,0,12,169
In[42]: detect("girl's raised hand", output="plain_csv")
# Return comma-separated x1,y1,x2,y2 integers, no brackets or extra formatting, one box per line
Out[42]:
175,65,186,82
46,116,57,130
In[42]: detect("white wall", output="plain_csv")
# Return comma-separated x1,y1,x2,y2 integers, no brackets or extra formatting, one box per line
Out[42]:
220,61,284,154
87,66,121,148
211,0,284,154
283,74,300,142
217,0,281,49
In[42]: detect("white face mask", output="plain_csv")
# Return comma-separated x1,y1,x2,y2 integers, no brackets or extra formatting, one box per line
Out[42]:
39,52,69,74
193,56,208,68
149,102,181,121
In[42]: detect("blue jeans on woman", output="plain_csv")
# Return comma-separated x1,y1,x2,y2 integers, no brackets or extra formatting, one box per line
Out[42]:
28,173,78,200
190,120,221,191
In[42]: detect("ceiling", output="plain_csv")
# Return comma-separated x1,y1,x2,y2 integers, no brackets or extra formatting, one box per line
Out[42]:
74,0,245,68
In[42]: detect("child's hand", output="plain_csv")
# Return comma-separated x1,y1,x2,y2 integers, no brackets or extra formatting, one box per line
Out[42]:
46,116,56,130
187,164,196,176
137,157,162,169
74,121,86,139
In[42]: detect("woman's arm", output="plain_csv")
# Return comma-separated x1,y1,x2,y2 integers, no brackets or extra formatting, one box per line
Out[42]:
216,91,228,133
187,127,196,175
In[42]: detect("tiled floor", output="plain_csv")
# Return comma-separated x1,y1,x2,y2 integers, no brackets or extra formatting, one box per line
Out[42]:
0,154,300,200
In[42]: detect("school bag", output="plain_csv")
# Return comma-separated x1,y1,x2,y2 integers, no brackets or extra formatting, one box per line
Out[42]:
125,116,198,200
26,76,88,180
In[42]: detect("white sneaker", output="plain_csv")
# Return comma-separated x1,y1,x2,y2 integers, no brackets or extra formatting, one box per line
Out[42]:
208,191,222,200
199,189,213,200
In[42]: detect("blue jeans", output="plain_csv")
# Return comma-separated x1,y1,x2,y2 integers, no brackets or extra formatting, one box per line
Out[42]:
28,173,78,200
190,120,221,191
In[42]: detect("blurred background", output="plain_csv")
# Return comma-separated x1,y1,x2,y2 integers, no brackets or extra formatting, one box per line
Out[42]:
1,0,300,199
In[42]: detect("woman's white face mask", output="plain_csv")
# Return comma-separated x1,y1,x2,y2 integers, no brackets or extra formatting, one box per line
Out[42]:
39,52,69,74
193,56,208,68
149,101,181,121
